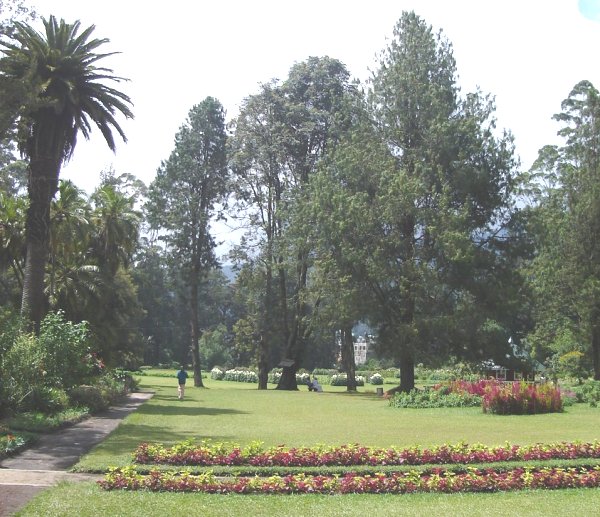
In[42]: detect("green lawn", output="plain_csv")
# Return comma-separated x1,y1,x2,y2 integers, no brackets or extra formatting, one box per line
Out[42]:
17,373,600,516
75,374,600,471
18,482,600,517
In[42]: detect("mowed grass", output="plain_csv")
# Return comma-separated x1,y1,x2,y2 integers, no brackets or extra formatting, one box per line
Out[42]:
17,372,600,516
18,482,600,517
75,374,600,471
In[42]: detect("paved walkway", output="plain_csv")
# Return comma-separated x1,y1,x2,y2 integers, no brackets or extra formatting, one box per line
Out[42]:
0,391,153,516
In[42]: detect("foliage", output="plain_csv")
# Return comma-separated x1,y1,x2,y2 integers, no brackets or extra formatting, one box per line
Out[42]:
1,310,92,414
199,324,233,370
526,80,600,380
146,97,229,387
68,385,108,413
330,373,365,387
0,430,34,458
368,373,384,385
267,369,310,385
309,11,523,393
0,15,133,328
210,367,225,380
229,56,356,389
482,382,563,415
132,439,600,468
223,369,258,383
100,465,600,494
5,407,88,432
390,387,482,409
572,380,600,407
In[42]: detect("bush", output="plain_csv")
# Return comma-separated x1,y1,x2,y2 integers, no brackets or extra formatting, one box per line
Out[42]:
389,387,482,408
0,311,94,415
211,367,225,380
368,373,384,385
312,368,337,376
68,385,108,413
482,382,563,415
224,369,258,383
27,386,69,414
330,374,365,387
572,380,600,407
268,369,310,385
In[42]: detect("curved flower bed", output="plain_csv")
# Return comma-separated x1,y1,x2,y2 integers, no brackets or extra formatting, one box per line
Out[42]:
100,466,600,494
133,440,600,467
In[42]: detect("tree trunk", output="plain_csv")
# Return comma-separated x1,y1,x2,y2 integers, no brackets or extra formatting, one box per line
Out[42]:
257,335,269,389
399,351,415,392
190,271,204,387
592,308,600,381
276,258,309,390
20,157,60,332
257,259,274,390
341,325,357,391
277,363,298,390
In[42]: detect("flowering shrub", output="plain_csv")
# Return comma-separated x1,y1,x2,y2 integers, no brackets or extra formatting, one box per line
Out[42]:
268,370,311,385
368,373,384,385
330,374,365,387
482,382,563,415
0,432,28,458
223,369,258,383
100,465,600,494
133,440,600,467
390,387,482,408
210,367,225,380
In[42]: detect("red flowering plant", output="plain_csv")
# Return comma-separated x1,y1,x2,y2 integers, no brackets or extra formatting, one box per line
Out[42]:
132,440,600,467
99,465,600,494
482,382,563,415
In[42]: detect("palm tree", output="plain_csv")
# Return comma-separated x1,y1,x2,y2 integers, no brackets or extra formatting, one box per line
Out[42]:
91,183,140,276
0,15,133,329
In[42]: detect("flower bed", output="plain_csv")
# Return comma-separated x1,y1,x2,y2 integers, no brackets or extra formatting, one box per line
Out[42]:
132,440,600,467
391,380,566,414
482,382,562,414
99,465,600,494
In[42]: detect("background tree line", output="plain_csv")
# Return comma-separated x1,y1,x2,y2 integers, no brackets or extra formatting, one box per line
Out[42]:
1,8,599,392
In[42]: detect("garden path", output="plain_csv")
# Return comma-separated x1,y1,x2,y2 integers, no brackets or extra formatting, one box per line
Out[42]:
0,391,153,516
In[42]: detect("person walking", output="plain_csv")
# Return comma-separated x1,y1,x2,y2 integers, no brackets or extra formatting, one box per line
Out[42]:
176,365,189,400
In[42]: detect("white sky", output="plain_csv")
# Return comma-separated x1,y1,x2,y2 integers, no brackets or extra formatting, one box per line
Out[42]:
28,0,600,248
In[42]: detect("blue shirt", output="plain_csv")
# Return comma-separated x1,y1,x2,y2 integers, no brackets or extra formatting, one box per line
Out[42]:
177,369,188,384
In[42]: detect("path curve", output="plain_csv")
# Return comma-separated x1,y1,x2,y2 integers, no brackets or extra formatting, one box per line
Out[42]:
0,391,153,516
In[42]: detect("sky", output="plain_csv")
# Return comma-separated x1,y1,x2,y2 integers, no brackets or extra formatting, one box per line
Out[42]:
27,0,600,248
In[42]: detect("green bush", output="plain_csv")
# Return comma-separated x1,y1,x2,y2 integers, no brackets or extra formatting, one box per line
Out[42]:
368,373,384,385
223,368,258,383
572,380,600,407
6,408,88,432
211,367,225,380
389,387,482,408
27,386,69,414
68,385,108,413
1,311,93,415
267,369,310,385
312,368,337,376
330,374,365,386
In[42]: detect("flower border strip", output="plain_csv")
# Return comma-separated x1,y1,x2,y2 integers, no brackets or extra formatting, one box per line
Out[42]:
133,441,600,467
100,466,600,494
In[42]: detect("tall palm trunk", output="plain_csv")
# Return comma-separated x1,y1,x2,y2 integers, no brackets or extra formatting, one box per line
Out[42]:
20,156,60,331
